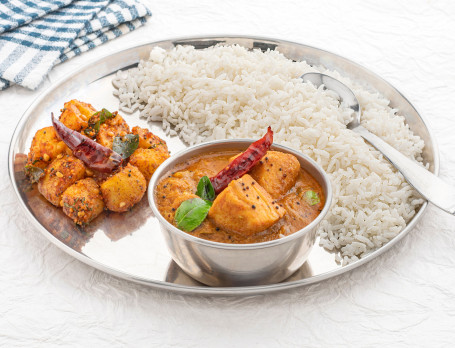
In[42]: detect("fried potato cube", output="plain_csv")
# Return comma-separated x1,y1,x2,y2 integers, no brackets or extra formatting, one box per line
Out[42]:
100,163,146,212
132,126,169,153
248,151,300,199
96,113,130,149
208,174,286,236
129,148,170,183
38,155,86,206
61,178,104,225
59,100,97,132
26,126,69,170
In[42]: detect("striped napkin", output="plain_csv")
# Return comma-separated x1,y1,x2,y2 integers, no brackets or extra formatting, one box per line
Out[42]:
0,0,151,91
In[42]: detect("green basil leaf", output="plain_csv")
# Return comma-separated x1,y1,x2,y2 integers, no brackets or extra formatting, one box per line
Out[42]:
196,176,215,201
84,109,116,138
304,190,320,205
175,197,212,232
24,164,44,183
112,134,139,159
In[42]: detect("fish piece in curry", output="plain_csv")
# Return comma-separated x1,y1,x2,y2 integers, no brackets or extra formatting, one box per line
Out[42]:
208,174,286,235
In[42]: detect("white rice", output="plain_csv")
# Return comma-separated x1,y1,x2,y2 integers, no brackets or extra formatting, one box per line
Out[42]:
112,44,425,265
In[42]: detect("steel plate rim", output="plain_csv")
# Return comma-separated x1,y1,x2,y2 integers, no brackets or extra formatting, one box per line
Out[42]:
8,35,439,296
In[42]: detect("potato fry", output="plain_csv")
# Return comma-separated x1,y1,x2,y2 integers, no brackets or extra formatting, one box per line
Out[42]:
59,100,97,132
26,99,169,226
100,163,146,212
132,126,169,153
96,113,130,149
38,154,86,206
61,178,104,225
26,126,69,170
129,148,170,183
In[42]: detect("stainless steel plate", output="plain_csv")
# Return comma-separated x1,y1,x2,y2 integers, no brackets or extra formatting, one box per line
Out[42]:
8,36,438,295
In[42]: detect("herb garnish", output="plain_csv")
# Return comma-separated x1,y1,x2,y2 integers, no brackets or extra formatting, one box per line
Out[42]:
304,190,320,205
174,176,216,231
24,164,44,183
196,176,215,202
84,108,116,138
175,197,212,232
112,134,139,159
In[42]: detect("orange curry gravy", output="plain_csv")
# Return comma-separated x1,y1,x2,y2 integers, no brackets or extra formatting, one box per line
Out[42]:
155,151,325,244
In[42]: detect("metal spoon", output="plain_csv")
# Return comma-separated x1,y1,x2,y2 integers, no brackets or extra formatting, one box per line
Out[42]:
301,72,455,214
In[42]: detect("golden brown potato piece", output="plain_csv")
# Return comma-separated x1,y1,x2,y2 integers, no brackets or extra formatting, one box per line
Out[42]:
100,163,146,212
61,178,104,225
132,126,169,153
96,113,130,149
248,151,300,199
208,174,286,236
129,148,170,183
38,155,86,206
59,100,96,132
26,126,69,170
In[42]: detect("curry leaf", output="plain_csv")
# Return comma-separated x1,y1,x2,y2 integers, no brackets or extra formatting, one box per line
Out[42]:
112,134,139,159
304,190,320,205
196,176,215,201
24,165,44,183
99,108,114,120
175,197,212,232
84,109,115,138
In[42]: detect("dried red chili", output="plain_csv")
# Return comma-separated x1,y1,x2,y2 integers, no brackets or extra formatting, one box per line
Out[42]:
210,127,273,194
52,113,123,173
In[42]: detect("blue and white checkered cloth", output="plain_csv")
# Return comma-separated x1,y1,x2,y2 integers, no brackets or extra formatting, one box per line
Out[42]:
0,0,151,90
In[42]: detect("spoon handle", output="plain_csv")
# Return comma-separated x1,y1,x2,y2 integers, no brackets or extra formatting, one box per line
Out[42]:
352,125,455,214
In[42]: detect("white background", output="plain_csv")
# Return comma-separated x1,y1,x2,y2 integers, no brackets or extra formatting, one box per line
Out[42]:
1,0,455,346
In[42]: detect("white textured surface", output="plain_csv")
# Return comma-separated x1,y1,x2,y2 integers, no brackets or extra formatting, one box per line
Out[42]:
1,0,455,346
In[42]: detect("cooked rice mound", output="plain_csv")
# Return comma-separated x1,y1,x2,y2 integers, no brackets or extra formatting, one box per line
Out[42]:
113,44,424,265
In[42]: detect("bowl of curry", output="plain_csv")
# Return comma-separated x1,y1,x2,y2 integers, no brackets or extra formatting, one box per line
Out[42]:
148,129,332,286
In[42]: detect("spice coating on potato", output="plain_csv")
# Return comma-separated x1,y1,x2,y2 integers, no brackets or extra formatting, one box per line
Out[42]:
129,148,170,183
96,113,130,149
59,100,96,132
38,155,86,206
132,126,169,153
61,178,104,225
26,126,69,170
100,163,146,212
208,174,286,236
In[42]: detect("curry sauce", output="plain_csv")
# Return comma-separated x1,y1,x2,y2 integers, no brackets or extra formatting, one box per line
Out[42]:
155,151,325,244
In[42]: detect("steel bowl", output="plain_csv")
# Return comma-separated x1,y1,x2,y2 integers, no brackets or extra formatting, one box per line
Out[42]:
148,139,333,287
